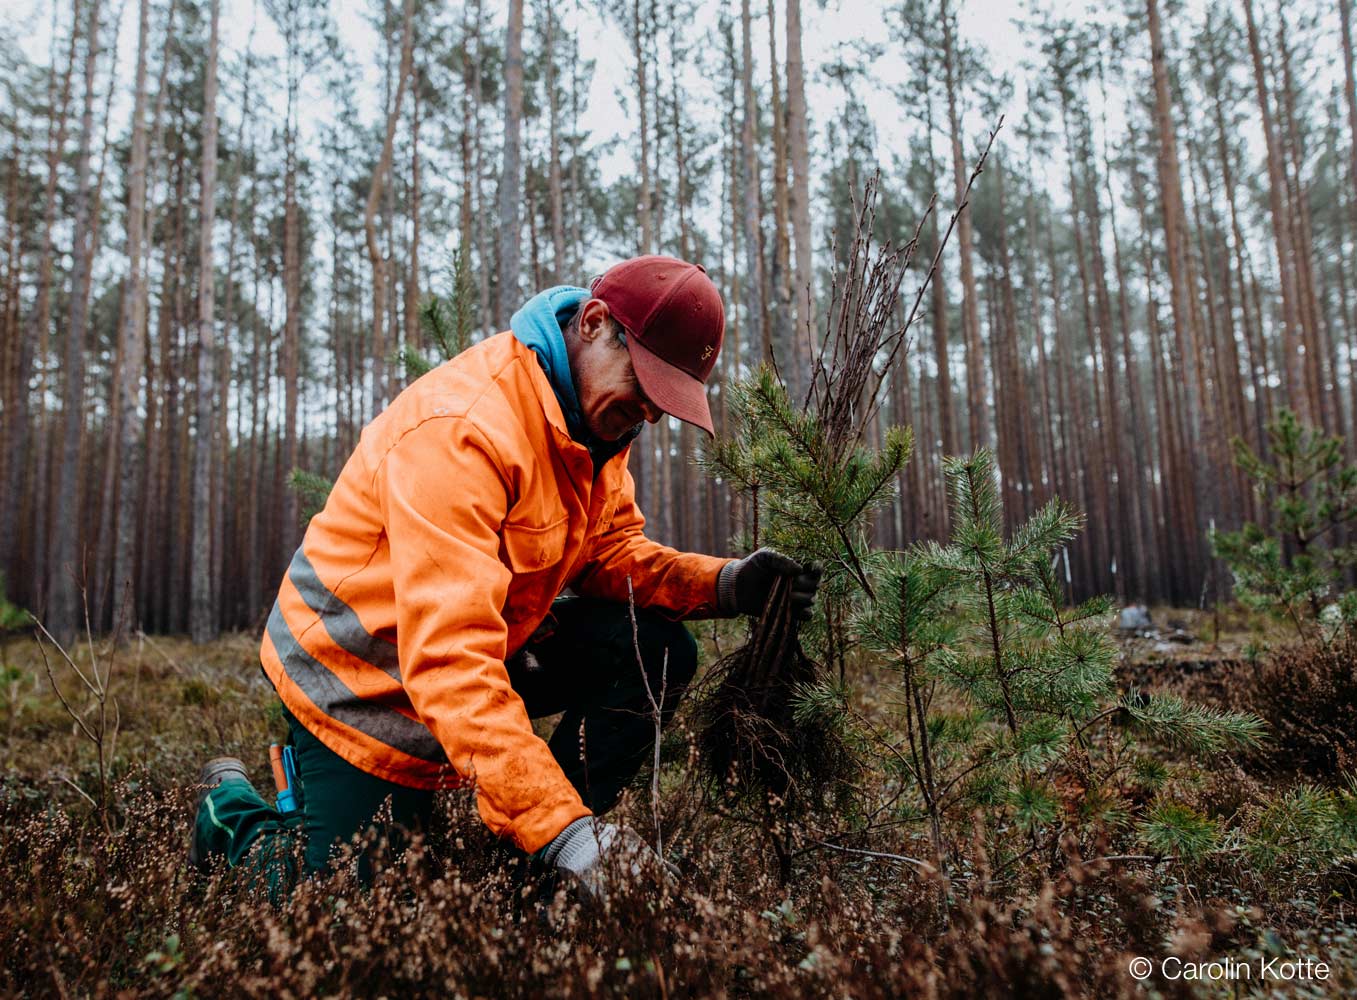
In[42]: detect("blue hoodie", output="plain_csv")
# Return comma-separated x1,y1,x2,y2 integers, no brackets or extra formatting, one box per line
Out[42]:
509,285,589,435
509,285,640,470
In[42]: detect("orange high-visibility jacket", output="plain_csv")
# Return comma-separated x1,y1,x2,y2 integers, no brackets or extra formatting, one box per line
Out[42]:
262,331,731,854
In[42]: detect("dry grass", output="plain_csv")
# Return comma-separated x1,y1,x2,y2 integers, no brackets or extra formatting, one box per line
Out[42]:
1,618,1355,996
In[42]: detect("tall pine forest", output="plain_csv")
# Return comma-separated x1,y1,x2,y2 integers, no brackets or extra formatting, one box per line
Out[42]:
1,0,1355,644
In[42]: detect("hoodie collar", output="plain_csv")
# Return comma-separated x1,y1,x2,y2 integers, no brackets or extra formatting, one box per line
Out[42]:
509,285,641,474
510,285,589,436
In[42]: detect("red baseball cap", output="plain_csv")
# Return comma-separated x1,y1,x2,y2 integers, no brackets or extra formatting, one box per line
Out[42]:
590,255,725,436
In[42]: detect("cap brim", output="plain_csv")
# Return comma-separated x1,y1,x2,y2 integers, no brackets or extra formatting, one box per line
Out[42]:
624,335,715,437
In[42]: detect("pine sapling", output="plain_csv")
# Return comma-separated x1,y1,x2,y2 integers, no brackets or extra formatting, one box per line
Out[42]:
1211,408,1357,643
854,449,1265,869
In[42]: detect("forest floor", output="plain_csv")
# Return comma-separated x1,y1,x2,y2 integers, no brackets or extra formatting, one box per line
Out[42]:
1,606,1355,997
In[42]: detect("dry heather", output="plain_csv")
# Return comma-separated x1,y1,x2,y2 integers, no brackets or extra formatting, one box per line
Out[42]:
1,626,1354,997
1,775,1196,999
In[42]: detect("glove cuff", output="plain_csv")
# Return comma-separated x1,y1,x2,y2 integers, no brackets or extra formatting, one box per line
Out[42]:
542,816,595,870
717,559,741,615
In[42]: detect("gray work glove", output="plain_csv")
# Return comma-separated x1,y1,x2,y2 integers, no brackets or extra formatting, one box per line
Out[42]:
539,817,673,901
717,548,823,621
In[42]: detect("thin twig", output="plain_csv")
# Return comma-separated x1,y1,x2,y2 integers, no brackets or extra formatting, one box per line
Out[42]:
1084,854,1161,865
862,116,1004,434
32,632,100,745
135,629,186,676
802,838,936,873
56,774,98,810
29,616,99,698
627,575,667,859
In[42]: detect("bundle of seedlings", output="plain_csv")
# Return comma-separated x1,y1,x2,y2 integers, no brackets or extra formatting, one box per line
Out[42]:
697,130,1001,868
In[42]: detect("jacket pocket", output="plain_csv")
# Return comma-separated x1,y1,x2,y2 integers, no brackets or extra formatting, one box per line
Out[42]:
502,515,569,628
501,514,569,574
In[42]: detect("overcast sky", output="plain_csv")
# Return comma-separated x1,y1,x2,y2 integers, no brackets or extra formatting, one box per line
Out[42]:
4,0,1345,280
7,0,1128,180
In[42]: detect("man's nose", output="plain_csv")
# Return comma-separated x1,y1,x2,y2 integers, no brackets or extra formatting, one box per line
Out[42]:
641,400,663,423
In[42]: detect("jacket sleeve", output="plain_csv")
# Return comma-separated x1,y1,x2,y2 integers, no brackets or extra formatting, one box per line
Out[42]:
373,417,590,854
571,465,733,619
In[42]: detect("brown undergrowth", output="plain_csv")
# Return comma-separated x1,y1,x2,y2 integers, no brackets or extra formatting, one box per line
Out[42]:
2,628,1355,996
1,766,1201,999
1121,627,1357,780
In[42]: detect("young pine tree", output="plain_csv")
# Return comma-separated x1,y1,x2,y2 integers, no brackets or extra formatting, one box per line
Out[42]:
1211,408,1357,643
855,450,1264,869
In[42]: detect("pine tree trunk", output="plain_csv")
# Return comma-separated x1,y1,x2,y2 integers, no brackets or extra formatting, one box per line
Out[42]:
49,0,103,642
1242,0,1307,418
1065,158,1113,595
1130,137,1195,603
1077,113,1134,597
1044,220,1079,570
740,0,768,361
281,129,300,560
1275,11,1330,432
405,69,422,354
1024,180,1057,508
785,0,813,389
496,0,524,326
108,0,153,634
766,0,793,384
647,11,665,524
1343,0,1357,248
4,8,80,610
190,0,219,643
633,0,652,253
649,15,665,251
723,20,742,535
920,75,957,462
1147,0,1214,598
568,2,582,274
671,29,698,551
459,4,474,274
82,14,121,626
1100,139,1154,591
1206,20,1270,465
245,219,265,623
365,0,415,403
168,167,190,631
527,170,542,289
546,5,565,281
214,25,252,627
471,0,489,333
1188,126,1251,521
991,155,1032,525
0,152,20,528
940,0,987,450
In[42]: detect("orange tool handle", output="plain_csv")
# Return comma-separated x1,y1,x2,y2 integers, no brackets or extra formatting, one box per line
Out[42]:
269,744,288,794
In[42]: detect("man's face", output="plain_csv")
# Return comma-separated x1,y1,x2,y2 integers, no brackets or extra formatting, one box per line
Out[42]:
571,299,664,441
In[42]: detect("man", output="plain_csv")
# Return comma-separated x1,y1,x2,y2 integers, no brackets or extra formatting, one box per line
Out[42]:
190,256,820,896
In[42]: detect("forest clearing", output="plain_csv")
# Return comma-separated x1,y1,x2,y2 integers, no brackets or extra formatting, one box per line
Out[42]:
3,0,1357,993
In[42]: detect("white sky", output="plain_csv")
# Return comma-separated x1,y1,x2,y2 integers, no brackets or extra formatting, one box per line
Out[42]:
5,0,1157,199
2,0,1345,283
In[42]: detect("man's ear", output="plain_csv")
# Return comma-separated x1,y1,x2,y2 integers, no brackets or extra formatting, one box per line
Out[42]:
576,297,612,343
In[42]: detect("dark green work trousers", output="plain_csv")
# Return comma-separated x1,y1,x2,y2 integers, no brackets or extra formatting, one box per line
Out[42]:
192,597,698,896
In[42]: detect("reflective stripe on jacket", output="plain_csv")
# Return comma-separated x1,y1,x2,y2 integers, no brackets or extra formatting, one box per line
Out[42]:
261,331,730,854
